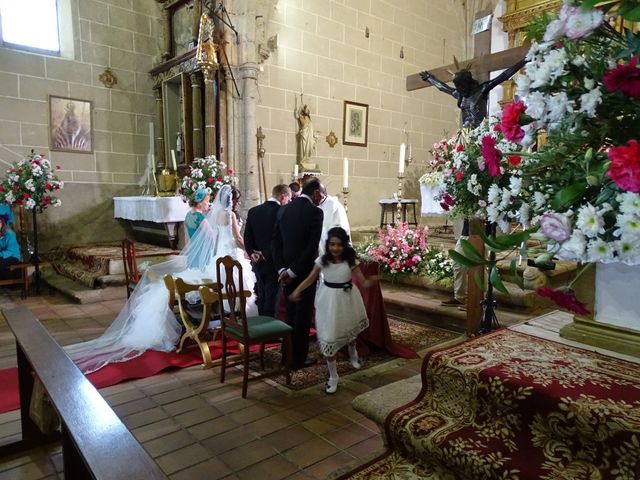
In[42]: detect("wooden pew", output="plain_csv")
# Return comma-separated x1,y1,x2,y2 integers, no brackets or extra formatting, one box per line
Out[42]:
0,306,167,479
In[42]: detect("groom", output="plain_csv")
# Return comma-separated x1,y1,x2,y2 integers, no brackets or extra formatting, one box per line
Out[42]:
272,179,324,370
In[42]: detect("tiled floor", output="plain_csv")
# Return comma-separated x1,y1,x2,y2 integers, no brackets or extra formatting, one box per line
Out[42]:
0,288,433,480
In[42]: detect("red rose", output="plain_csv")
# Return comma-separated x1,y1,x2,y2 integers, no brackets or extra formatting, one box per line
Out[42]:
500,100,526,143
507,155,521,166
455,169,464,182
43,197,51,204
56,165,61,170
54,185,59,190
607,140,640,193
16,200,22,205
481,135,502,177
455,144,463,152
217,178,221,182
537,288,590,315
12,185,18,190
603,56,640,99
0,186,4,192
227,169,234,174
207,177,213,183
45,183,51,190
23,193,29,199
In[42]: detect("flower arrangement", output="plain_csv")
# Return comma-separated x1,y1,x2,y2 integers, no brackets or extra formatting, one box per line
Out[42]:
0,150,63,210
437,118,525,232
178,155,236,201
418,171,443,187
423,247,455,282
366,222,430,275
494,0,640,266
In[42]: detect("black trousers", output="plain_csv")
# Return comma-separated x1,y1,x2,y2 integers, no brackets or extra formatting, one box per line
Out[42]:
283,275,316,368
0,257,19,280
253,261,280,318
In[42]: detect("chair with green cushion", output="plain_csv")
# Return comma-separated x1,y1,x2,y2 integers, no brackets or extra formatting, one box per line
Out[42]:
209,255,292,398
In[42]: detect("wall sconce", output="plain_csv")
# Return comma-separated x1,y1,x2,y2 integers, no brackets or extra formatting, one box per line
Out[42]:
196,12,219,77
400,46,404,59
365,26,369,38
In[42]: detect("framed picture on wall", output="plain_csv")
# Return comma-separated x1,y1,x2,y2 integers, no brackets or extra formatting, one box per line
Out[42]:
342,100,369,147
49,96,93,153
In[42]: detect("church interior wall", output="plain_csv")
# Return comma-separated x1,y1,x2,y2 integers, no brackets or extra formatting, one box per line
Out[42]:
0,0,162,249
256,0,467,228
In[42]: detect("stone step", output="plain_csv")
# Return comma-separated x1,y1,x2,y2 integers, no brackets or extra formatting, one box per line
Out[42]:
41,268,126,304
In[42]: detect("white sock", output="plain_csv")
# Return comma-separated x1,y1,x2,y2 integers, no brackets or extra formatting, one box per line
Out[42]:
348,344,361,369
327,357,338,381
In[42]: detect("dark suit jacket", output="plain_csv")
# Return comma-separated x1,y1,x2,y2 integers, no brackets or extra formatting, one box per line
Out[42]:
244,200,280,263
272,196,323,279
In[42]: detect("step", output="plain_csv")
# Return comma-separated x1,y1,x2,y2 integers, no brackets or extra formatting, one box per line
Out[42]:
41,268,126,304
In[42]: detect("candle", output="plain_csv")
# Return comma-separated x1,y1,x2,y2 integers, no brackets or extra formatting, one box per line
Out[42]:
399,143,406,174
343,157,349,189
171,150,178,171
293,164,299,178
148,122,155,156
408,143,412,160
150,153,156,172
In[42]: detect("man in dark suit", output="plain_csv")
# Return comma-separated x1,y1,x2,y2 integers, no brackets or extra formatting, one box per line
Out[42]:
244,184,292,317
273,179,325,370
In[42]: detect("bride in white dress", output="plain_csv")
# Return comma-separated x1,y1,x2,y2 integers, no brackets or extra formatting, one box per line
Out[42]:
65,185,257,374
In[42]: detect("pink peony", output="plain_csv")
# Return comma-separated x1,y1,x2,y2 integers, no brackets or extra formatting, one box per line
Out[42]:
481,135,502,177
603,56,640,99
539,212,572,242
606,140,640,193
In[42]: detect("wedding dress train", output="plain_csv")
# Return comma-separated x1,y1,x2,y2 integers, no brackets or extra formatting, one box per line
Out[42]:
65,185,257,374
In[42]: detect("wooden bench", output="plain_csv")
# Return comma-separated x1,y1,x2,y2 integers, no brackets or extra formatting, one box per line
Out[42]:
0,306,167,479
0,261,50,298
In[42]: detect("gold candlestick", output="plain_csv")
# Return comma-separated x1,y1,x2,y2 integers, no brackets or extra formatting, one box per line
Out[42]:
396,171,405,224
342,187,349,214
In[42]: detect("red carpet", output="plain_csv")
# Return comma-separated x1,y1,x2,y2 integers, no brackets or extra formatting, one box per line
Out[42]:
0,341,240,414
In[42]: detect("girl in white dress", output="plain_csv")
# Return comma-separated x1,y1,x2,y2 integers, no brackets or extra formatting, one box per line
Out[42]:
289,227,376,394
65,185,258,374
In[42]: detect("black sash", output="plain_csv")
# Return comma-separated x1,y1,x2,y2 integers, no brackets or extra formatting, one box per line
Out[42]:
323,280,353,292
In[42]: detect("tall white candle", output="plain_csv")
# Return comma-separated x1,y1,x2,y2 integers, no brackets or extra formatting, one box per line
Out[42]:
343,157,349,189
148,122,154,156
150,153,156,172
399,143,406,174
171,150,178,171
408,143,412,160
293,164,299,178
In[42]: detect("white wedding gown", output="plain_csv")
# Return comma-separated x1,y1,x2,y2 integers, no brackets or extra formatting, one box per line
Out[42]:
65,185,257,374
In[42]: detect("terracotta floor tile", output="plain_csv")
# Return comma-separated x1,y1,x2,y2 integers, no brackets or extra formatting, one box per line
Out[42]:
322,423,377,450
157,443,211,476
304,451,356,479
262,425,316,453
228,403,275,425
218,439,278,471
111,397,157,417
152,386,196,405
282,437,340,469
103,387,146,407
162,395,210,416
245,413,295,438
187,415,239,441
144,429,197,458
201,426,259,456
131,418,181,444
236,454,299,480
345,435,385,459
174,406,223,428
124,407,169,429
301,410,352,435
169,457,232,480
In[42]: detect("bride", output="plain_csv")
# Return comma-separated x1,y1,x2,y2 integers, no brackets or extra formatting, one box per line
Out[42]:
65,184,257,374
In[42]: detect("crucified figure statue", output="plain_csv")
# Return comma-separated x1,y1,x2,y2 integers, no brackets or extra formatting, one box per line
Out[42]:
420,58,526,128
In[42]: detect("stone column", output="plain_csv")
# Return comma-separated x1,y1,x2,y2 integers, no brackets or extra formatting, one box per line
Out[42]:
190,72,204,158
240,63,260,209
203,67,218,157
154,85,165,168
224,69,235,170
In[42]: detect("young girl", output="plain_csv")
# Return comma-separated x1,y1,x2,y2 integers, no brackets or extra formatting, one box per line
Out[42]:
289,227,375,394
0,214,21,280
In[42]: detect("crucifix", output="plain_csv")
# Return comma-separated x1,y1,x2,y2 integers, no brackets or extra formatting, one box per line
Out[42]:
407,10,528,336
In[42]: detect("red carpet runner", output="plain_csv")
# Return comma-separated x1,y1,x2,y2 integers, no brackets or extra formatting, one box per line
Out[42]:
339,329,640,480
0,341,239,414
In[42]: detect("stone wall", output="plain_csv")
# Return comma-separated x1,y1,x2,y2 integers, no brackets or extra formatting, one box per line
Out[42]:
257,0,466,227
0,0,161,249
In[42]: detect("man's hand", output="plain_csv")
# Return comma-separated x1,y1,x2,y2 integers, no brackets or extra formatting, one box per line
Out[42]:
288,291,301,302
250,251,263,264
278,270,292,285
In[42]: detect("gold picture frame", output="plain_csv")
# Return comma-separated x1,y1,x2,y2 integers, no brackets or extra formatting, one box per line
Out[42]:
342,101,368,147
49,96,93,154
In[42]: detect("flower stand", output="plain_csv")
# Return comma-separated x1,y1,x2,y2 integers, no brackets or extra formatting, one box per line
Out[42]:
561,263,640,358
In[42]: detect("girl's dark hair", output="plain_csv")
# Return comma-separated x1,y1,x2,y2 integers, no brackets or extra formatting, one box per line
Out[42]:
0,216,7,236
321,227,357,267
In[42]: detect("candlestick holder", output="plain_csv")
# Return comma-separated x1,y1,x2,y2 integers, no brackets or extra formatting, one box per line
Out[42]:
342,187,349,214
396,171,405,224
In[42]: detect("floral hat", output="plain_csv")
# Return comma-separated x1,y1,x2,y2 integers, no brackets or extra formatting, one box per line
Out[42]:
193,188,207,203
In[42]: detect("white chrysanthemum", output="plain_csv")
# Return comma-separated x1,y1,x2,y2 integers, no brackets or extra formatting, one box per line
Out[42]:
579,88,602,117
524,91,548,121
617,192,640,216
572,55,587,68
488,184,500,203
519,202,531,228
5,192,15,203
515,74,531,97
576,203,604,238
54,199,62,207
25,198,36,210
615,236,640,264
584,77,595,90
509,177,522,196
486,204,500,223
556,231,587,261
587,238,615,262
614,214,640,239
543,18,566,42
547,92,573,126
499,188,512,211
533,191,547,211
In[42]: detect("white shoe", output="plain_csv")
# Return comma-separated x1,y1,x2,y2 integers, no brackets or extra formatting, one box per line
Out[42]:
350,358,361,369
325,377,338,394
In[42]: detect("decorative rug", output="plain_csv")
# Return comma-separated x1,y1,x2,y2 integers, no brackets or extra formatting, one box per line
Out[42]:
47,242,175,288
337,328,640,480
0,339,241,414
251,319,459,392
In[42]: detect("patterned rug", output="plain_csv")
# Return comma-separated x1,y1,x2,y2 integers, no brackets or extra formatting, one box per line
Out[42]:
251,318,459,391
48,242,175,288
337,328,640,479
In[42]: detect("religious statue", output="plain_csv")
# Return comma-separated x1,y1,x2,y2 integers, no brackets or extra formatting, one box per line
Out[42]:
420,58,526,128
294,94,318,171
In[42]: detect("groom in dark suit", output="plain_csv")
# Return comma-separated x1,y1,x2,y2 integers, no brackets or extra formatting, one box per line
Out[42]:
244,184,292,317
272,179,325,370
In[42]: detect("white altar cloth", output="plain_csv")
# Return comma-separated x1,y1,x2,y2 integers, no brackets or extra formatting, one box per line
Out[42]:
113,196,190,223
420,184,444,216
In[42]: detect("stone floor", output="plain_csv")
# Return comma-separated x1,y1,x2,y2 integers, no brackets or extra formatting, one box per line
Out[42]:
0,287,444,480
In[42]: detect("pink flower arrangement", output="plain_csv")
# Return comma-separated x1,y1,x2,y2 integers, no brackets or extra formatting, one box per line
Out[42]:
606,140,640,193
367,222,430,275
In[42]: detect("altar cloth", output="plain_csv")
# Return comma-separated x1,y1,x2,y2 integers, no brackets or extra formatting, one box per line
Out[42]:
113,196,190,223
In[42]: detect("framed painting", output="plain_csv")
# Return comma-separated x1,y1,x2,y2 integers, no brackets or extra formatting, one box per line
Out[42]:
342,101,368,147
49,96,93,153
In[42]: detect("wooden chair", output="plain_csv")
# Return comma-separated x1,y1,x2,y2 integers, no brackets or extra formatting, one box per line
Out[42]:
211,255,293,398
172,276,221,369
121,239,140,298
